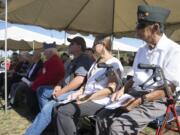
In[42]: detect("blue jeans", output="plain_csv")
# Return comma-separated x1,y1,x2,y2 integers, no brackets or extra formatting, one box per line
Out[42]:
36,86,54,110
24,90,75,135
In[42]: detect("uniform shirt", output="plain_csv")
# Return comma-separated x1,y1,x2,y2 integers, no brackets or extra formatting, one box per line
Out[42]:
133,34,180,91
84,57,124,105
31,55,65,91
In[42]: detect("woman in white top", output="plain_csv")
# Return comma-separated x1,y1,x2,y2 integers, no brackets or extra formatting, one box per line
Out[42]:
55,35,124,135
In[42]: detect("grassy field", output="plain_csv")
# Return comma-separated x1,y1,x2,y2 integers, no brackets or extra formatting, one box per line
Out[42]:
0,102,32,135
0,99,180,135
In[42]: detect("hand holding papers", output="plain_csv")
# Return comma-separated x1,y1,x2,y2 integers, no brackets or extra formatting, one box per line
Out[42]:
57,99,74,104
105,94,134,110
57,99,76,104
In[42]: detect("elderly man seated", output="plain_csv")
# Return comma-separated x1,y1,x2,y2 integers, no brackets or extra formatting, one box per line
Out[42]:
8,51,43,107
26,42,65,114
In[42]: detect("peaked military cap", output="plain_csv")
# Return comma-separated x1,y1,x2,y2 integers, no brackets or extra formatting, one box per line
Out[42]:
137,5,170,24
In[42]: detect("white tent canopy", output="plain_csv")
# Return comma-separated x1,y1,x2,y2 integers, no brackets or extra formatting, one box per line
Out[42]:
66,33,143,52
0,39,42,50
0,21,66,50
113,41,141,52
113,38,145,52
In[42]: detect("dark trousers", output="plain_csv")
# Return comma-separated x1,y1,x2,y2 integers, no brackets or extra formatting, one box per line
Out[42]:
55,101,104,135
96,101,167,135
0,73,12,98
0,73,4,94
25,89,40,115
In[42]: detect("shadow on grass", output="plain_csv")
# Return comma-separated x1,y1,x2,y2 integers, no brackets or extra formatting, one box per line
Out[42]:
13,103,35,122
0,98,35,122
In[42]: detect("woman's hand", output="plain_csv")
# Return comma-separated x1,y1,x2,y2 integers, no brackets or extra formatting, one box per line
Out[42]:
111,88,124,101
67,90,82,101
76,94,89,104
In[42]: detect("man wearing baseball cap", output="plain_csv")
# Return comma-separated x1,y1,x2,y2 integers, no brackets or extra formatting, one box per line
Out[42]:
96,5,180,135
67,36,86,51
25,37,94,135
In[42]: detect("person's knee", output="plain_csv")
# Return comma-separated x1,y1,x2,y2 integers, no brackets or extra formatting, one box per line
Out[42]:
36,86,45,97
42,100,55,112
37,86,53,99
109,123,127,135
58,105,75,118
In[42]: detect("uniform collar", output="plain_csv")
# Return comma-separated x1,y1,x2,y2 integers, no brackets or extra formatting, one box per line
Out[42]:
155,34,168,51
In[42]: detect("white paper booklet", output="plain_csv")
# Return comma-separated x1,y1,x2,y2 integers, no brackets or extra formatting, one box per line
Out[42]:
57,99,76,104
21,77,32,86
105,94,135,110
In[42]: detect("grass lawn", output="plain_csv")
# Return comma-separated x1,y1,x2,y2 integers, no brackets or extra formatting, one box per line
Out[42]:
0,98,180,135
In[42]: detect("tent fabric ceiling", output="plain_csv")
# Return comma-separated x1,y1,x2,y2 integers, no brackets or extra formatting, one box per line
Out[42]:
0,40,66,51
0,0,180,39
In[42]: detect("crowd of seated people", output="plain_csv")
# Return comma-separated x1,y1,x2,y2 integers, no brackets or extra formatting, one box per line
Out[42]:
54,35,124,135
0,52,31,97
1,42,65,115
1,4,180,135
23,35,124,135
24,36,94,135
23,5,179,135
8,51,43,107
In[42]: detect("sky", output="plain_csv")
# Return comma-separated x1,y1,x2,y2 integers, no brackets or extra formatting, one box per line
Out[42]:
0,20,145,57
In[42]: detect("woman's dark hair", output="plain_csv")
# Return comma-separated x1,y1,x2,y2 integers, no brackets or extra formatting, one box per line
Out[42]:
93,35,112,51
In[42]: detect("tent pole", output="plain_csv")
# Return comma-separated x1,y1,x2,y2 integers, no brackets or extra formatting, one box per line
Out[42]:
64,31,67,45
33,40,35,51
4,0,8,113
118,49,120,59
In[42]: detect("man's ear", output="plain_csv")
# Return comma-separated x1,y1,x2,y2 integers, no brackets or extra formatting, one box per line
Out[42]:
152,23,160,34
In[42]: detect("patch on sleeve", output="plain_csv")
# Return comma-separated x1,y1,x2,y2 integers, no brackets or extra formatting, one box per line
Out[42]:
42,67,46,74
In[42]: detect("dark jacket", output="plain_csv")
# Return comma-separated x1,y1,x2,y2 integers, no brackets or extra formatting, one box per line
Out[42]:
27,59,43,81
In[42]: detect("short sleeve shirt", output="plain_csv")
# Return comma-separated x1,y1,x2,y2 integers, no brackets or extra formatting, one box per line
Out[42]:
64,53,93,86
84,57,124,105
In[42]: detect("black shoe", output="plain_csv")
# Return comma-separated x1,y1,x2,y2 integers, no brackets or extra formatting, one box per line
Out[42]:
1,102,13,110
7,103,13,110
